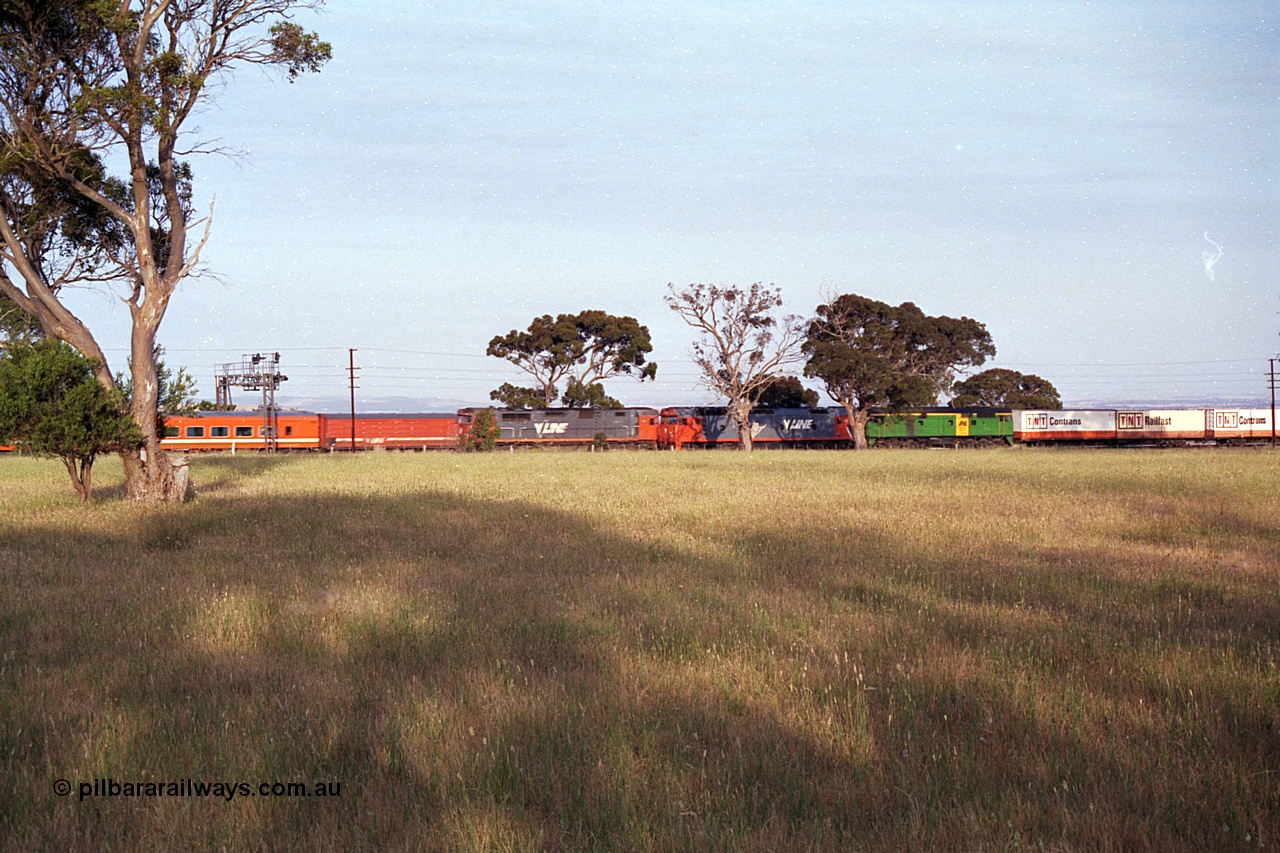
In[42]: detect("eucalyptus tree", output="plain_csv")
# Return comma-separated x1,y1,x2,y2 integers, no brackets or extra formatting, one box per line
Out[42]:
0,0,328,501
950,368,1061,409
665,282,805,451
803,294,994,449
487,310,657,407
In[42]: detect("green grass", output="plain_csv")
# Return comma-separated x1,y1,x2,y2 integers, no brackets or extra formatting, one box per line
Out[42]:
1,449,1278,851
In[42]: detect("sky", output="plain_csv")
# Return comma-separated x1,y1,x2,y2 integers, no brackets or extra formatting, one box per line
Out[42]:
64,0,1279,410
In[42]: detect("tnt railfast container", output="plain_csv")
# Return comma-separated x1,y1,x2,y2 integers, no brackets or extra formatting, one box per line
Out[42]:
1116,410,1206,442
1206,408,1275,442
1013,410,1117,443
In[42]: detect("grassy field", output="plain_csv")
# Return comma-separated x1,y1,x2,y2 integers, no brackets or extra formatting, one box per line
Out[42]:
1,448,1277,851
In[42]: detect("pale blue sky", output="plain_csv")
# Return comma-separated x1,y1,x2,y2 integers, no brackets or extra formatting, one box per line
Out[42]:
69,1,1278,408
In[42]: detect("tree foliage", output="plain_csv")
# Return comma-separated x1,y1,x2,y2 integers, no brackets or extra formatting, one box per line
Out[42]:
489,382,549,410
115,346,201,416
757,375,819,408
0,290,40,341
950,368,1061,409
0,0,329,501
561,378,621,409
0,338,140,502
803,294,994,448
487,310,656,407
665,282,805,450
461,407,500,452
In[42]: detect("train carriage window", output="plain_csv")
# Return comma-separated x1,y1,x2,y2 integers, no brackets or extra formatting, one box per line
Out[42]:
285,426,293,436
210,426,229,437
163,426,179,437
235,426,253,437
184,426,204,437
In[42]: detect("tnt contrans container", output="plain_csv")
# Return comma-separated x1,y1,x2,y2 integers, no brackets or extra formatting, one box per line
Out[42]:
1013,410,1117,443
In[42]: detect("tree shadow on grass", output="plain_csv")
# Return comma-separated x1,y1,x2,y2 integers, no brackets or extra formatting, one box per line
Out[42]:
0,486,1277,851
0,489,884,851
730,523,1280,850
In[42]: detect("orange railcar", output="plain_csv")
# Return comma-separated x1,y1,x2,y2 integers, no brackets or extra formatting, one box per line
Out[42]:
160,411,322,452
317,413,460,451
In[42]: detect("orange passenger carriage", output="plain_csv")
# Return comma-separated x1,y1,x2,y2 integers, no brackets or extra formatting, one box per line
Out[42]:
160,411,323,452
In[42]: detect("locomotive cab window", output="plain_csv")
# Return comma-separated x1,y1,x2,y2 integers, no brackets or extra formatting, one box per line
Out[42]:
578,410,594,419
184,426,204,437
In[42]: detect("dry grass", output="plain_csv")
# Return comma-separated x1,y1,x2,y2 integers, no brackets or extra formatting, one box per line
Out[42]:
1,448,1277,851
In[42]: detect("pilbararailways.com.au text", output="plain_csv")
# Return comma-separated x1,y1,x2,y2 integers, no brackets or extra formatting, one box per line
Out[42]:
54,778,341,802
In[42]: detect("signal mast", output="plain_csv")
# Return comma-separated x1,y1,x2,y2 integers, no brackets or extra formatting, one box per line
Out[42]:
213,353,288,451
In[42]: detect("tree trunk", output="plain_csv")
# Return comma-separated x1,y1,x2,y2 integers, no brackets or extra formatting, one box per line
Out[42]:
122,446,181,502
730,401,754,451
122,283,184,503
851,409,870,450
61,456,93,503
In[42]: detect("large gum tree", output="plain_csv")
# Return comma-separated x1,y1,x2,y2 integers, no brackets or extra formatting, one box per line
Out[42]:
803,294,995,449
0,1,328,501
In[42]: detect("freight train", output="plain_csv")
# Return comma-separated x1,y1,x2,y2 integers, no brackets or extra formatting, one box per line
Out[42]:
151,405,1276,452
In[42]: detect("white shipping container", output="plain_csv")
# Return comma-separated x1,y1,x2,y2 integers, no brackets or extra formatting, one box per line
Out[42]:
1014,410,1117,441
1207,408,1275,440
1127,410,1205,441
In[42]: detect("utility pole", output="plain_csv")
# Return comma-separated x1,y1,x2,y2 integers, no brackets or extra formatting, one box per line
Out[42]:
348,348,359,452
1270,357,1276,448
